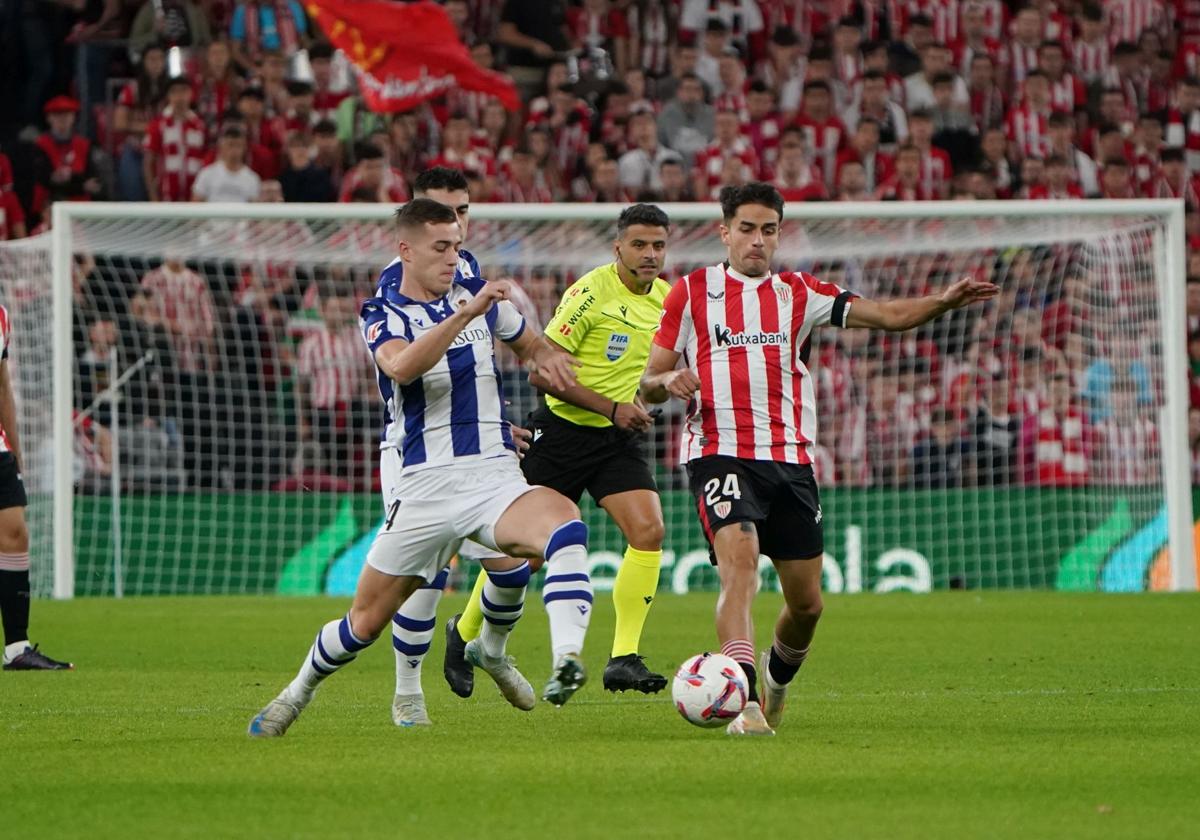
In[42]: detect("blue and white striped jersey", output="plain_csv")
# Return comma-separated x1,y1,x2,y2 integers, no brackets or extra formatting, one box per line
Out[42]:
361,256,527,474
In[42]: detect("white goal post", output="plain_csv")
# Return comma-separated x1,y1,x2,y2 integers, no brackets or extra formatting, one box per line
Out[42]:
33,198,1196,598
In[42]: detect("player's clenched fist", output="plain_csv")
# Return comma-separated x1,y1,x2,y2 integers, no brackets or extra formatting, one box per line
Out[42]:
458,280,511,319
663,369,701,399
612,401,654,432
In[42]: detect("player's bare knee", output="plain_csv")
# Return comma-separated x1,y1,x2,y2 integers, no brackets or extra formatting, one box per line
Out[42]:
0,513,28,554
786,592,824,623
629,518,664,551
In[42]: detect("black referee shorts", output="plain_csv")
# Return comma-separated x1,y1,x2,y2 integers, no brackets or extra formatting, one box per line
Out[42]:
520,406,657,505
0,452,28,511
687,454,823,561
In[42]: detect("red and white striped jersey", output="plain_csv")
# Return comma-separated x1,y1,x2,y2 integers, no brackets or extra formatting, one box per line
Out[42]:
1132,149,1162,195
144,108,208,202
140,264,215,374
904,0,960,44
875,174,936,200
296,323,372,409
794,114,848,188
1150,171,1200,203
1007,106,1052,159
1107,0,1168,45
0,305,11,453
1001,40,1040,88
626,2,671,76
969,84,1007,132
972,0,1008,39
919,147,953,198
1021,406,1090,486
1176,0,1200,45
1048,74,1088,114
653,264,858,465
1093,415,1159,485
1164,108,1200,172
1072,39,1111,84
693,139,762,199
337,164,410,203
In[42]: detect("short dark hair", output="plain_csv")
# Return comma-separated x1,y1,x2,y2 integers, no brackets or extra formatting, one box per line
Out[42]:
286,79,314,97
312,119,337,136
803,79,831,95
166,75,192,91
220,125,245,140
1024,69,1048,83
616,203,670,235
308,41,335,62
861,69,887,82
719,182,784,223
931,71,955,87
238,87,266,101
1048,111,1073,128
395,197,458,232
414,166,469,195
1162,147,1186,163
354,142,384,162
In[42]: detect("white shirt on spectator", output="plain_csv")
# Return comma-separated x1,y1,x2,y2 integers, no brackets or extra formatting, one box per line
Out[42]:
618,145,676,192
192,161,262,203
903,72,969,111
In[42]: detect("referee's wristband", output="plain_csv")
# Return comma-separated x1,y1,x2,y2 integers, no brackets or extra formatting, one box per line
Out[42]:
609,401,619,422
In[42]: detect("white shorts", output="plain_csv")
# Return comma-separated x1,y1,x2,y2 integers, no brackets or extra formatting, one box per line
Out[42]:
368,454,536,581
379,448,506,561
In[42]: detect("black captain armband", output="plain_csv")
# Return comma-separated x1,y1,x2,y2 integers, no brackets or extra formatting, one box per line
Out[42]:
832,291,855,328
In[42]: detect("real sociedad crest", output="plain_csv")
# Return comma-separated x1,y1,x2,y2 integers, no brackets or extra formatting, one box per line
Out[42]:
606,333,630,361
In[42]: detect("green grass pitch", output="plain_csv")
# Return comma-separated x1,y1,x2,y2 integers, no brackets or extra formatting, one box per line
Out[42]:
3,592,1198,839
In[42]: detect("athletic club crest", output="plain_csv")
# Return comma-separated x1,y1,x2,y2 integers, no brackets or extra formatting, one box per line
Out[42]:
606,332,630,361
774,283,791,304
714,501,732,519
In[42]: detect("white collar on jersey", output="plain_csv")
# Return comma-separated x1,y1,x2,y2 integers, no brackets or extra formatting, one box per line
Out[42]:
723,262,774,285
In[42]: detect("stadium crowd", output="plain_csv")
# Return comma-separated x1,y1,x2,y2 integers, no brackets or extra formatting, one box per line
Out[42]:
1,0,1198,491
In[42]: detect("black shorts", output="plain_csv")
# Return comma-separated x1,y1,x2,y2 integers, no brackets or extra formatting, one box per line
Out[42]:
520,406,657,505
0,452,27,511
687,455,823,561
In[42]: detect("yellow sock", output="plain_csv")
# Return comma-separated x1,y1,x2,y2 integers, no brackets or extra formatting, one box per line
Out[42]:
457,568,489,643
611,546,662,657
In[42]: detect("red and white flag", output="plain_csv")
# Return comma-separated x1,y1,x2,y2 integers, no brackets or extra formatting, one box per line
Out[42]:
306,0,519,113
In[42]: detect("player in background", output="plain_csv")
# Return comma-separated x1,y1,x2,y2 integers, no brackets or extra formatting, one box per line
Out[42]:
641,183,996,736
0,305,72,671
377,166,535,727
248,200,586,737
446,204,672,703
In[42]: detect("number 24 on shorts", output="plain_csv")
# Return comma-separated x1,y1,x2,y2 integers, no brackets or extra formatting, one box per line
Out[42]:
704,474,742,505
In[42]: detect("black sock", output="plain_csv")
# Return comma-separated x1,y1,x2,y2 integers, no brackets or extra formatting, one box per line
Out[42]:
739,661,759,703
0,569,30,646
768,645,802,686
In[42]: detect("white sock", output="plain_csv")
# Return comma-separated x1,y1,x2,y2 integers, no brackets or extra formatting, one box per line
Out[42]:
392,568,447,695
541,521,593,663
478,562,530,658
286,614,372,703
4,640,29,663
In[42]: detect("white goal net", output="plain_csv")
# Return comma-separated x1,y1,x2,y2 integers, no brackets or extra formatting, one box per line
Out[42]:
0,200,1192,598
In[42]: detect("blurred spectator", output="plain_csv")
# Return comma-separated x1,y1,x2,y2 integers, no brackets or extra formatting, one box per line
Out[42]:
192,126,261,202
966,54,1006,133
338,143,409,203
1004,6,1044,90
143,77,208,202
229,0,310,73
140,257,215,377
695,19,731,94
876,143,931,200
968,354,1020,486
307,42,349,121
252,50,291,118
619,110,675,192
279,133,335,202
1037,41,1086,116
1093,374,1160,485
294,283,373,480
587,156,633,202
978,127,1014,196
567,0,630,72
911,407,966,488
1099,157,1137,198
795,80,846,188
33,96,104,220
129,0,213,55
656,157,694,202
756,26,804,117
905,42,968,112
745,80,784,169
845,69,909,151
495,142,553,202
680,0,764,61
1149,147,1200,202
890,13,934,79
837,118,893,193
626,1,674,79
273,81,319,140
235,88,282,176
1046,112,1099,195
772,127,826,200
692,108,760,200
657,74,714,165
193,40,244,145
1082,328,1153,422
1073,3,1111,85
835,159,870,200
907,110,951,198
1019,367,1090,486
497,0,572,101
114,43,169,201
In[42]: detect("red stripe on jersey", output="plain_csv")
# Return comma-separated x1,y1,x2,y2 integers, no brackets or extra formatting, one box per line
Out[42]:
688,270,719,459
755,281,789,461
724,279,756,459
655,277,687,350
789,280,811,465
695,495,716,542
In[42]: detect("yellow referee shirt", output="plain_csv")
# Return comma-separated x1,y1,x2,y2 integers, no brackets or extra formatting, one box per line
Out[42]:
544,263,670,428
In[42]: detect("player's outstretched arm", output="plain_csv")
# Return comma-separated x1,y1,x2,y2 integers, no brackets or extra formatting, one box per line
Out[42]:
640,344,700,404
507,331,581,394
845,276,999,332
375,283,508,385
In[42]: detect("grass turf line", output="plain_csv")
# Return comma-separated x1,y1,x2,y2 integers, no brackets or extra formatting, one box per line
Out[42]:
3,592,1198,839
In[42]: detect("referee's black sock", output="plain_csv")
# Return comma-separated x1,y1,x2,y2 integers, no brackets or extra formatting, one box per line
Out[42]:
0,569,31,645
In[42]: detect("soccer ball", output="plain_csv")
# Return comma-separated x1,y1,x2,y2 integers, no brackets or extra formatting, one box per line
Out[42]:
671,653,748,728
